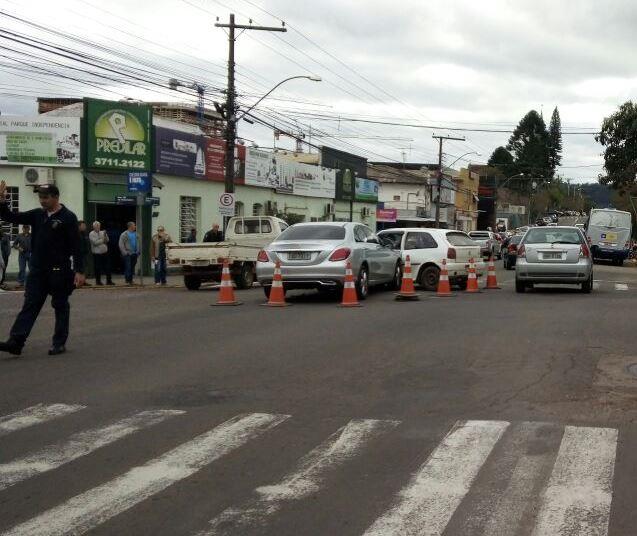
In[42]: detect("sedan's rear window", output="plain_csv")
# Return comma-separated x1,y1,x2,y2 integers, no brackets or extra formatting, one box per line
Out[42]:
446,232,476,246
524,228,583,245
278,225,346,240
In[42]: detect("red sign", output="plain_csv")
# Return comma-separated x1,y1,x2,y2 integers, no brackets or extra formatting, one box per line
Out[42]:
205,139,245,184
377,208,398,222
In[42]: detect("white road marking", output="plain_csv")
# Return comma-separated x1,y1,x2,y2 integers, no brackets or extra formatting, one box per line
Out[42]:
199,419,400,535
0,404,85,437
2,412,290,536
363,420,509,536
614,283,628,291
531,426,618,536
0,409,184,491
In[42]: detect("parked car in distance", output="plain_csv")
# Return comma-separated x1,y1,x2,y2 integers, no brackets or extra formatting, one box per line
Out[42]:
515,226,593,293
468,230,500,259
378,228,485,290
502,234,524,270
256,222,402,300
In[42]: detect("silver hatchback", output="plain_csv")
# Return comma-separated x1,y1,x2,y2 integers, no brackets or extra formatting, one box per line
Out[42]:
256,222,402,299
515,226,593,293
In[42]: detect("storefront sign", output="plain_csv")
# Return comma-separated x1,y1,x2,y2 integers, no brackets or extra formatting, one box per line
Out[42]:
115,195,137,205
355,178,378,202
155,127,206,179
321,146,367,202
127,171,151,193
0,117,80,166
376,208,398,222
84,98,152,171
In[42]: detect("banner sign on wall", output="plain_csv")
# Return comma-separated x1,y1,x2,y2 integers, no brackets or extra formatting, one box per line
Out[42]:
204,139,245,184
155,127,206,179
355,178,379,202
84,98,152,171
321,146,367,201
0,117,80,166
245,148,335,198
376,208,398,222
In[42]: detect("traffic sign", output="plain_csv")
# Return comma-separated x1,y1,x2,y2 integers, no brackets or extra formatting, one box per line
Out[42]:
218,192,235,217
127,171,151,193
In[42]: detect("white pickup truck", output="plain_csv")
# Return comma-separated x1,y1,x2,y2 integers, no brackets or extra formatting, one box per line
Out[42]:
167,216,289,290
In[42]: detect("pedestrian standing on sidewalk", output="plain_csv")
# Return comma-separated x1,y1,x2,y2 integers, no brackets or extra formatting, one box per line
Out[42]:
185,228,197,243
0,226,10,288
150,226,172,286
119,222,140,286
203,223,223,242
0,180,85,357
12,225,31,289
89,221,113,286
78,221,92,287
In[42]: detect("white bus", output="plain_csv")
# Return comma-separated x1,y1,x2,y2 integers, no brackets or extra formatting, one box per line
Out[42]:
585,208,632,265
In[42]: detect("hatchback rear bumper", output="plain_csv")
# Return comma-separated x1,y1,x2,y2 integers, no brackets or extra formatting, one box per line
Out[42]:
515,258,591,283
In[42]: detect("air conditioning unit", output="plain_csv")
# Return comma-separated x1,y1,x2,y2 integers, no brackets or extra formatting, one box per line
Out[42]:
23,167,54,186
324,203,334,216
265,200,278,215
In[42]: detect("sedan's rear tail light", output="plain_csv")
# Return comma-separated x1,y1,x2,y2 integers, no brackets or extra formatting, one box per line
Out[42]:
508,244,517,252
447,247,457,260
329,247,351,262
517,244,526,258
580,244,591,258
626,241,630,249
257,250,270,263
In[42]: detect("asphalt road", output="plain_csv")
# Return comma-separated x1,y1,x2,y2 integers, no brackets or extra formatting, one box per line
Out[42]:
1,260,637,535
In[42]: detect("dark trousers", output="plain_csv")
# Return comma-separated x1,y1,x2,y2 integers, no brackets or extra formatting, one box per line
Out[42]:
0,252,8,284
123,254,138,283
17,253,30,285
154,256,167,284
93,253,112,284
10,268,74,347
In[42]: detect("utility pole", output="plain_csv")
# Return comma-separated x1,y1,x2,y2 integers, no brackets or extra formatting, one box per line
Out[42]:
215,15,286,202
433,134,465,228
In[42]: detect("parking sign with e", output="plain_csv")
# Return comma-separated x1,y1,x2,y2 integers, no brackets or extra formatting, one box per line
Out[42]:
218,192,235,217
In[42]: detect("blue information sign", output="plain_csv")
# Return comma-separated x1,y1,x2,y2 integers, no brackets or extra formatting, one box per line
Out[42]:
127,171,151,193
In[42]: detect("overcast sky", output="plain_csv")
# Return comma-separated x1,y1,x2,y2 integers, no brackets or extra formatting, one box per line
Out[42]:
1,0,633,182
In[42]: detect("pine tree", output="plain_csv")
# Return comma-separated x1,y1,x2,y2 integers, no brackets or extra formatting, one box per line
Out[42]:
506,110,551,180
548,107,563,176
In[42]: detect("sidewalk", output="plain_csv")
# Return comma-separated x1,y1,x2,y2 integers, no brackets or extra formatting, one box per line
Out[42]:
0,274,187,292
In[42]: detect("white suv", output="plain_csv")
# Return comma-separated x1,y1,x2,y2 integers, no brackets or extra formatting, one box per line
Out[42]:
378,228,485,290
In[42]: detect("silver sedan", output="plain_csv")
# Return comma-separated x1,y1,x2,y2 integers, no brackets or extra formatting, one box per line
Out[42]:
515,226,593,293
256,222,402,299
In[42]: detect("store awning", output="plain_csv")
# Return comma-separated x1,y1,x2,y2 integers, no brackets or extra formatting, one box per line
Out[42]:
84,172,164,189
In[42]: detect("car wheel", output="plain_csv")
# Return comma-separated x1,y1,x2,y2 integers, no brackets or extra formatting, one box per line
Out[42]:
419,265,440,291
582,273,593,293
515,278,526,293
389,262,403,290
457,279,468,291
356,265,369,300
234,262,255,289
184,275,201,291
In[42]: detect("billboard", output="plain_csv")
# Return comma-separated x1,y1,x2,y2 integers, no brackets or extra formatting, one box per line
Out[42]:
376,208,397,222
355,178,378,202
155,127,206,179
205,140,245,184
84,98,152,171
245,148,335,198
0,117,80,167
321,146,367,201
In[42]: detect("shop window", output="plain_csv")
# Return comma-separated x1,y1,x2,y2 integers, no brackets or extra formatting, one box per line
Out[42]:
179,196,199,242
0,186,19,240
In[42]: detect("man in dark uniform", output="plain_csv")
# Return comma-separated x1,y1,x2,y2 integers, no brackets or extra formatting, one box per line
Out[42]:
0,180,85,357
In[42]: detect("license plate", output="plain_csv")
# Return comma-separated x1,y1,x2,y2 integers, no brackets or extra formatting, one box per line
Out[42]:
288,251,311,261
602,232,617,242
543,252,562,260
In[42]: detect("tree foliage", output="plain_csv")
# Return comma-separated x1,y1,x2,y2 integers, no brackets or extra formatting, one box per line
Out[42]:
487,146,515,176
548,107,563,175
596,101,637,189
506,110,551,179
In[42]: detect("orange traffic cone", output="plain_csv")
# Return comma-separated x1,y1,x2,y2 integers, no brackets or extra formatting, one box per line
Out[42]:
435,259,454,297
396,255,419,300
466,257,481,293
340,261,361,307
485,256,501,289
212,259,242,306
262,261,289,307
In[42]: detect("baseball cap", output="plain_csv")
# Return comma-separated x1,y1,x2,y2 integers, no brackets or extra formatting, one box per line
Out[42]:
38,184,60,197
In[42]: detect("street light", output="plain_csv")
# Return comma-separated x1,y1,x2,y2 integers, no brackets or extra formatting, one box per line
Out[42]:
446,151,481,169
236,75,322,121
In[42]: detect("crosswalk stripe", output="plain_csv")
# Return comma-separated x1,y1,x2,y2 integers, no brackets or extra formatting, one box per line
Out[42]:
0,404,85,437
363,420,509,536
531,425,618,536
615,283,628,291
0,409,184,492
2,412,290,536
199,418,400,535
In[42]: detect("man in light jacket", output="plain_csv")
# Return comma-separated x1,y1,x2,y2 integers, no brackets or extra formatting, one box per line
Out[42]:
150,226,172,286
118,222,140,285
89,221,113,286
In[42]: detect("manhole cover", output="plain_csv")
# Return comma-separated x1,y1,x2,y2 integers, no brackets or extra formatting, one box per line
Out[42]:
625,363,637,377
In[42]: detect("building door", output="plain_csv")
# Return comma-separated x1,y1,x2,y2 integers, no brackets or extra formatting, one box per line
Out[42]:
87,203,136,274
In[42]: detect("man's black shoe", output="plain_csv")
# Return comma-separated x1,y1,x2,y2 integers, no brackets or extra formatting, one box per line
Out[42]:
0,339,23,356
48,346,66,356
